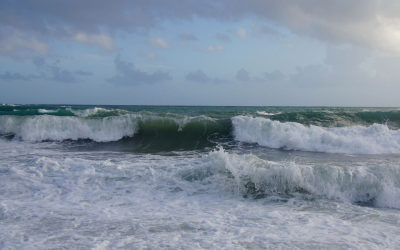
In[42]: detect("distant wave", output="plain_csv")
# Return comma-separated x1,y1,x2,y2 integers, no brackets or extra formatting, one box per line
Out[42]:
232,116,400,154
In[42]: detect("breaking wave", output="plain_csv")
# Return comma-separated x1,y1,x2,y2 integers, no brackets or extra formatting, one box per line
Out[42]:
232,116,400,154
2,108,400,154
0,114,231,149
183,148,400,208
0,115,138,142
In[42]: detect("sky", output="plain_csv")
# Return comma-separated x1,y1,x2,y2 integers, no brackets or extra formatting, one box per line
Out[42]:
1,0,400,106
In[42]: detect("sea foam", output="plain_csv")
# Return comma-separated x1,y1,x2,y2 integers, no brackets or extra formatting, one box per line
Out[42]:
232,116,400,154
201,148,400,208
0,115,138,142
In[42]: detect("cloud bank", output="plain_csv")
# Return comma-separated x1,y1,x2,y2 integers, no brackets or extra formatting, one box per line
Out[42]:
3,0,400,55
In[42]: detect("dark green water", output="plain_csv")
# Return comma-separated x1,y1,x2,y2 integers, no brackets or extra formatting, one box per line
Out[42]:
1,104,400,153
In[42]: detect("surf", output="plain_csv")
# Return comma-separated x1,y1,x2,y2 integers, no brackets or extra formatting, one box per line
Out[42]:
232,116,400,154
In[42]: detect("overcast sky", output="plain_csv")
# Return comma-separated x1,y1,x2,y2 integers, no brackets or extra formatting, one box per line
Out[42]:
1,0,400,106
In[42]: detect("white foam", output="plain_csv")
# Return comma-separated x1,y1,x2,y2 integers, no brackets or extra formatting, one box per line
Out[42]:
205,148,400,208
256,111,280,116
232,116,400,154
0,115,138,142
1,142,400,248
0,113,218,142
68,107,128,117
38,109,57,113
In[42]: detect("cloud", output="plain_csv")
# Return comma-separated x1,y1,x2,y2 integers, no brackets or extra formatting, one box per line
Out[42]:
236,68,285,83
3,1,400,54
150,37,169,49
73,32,114,50
236,68,250,81
216,33,231,42
284,46,378,87
185,70,226,84
263,70,285,82
207,45,224,52
223,0,400,53
251,24,280,37
179,32,198,41
186,70,210,83
32,57,46,67
0,72,33,81
0,65,92,84
236,28,247,38
0,28,49,58
108,56,172,85
49,66,78,83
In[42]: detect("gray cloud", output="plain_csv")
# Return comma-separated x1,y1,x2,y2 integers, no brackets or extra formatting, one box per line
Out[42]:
186,70,210,83
0,72,33,81
236,68,250,81
263,70,285,82
49,66,78,83
0,65,92,84
185,70,227,84
108,56,172,85
3,0,400,55
32,57,46,67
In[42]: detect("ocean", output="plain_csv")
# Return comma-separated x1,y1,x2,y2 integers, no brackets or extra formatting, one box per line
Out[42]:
1,105,400,248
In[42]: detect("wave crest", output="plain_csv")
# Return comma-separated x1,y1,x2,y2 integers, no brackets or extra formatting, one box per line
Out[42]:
232,116,400,154
0,114,229,146
0,115,138,142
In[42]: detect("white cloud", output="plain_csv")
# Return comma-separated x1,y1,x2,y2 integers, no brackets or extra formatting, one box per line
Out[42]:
73,32,115,50
237,28,247,38
150,37,170,49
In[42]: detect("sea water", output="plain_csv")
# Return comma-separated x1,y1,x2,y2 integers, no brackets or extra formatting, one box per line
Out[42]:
1,105,400,248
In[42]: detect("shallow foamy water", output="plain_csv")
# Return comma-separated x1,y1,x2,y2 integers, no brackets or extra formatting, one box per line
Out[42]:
1,139,400,249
